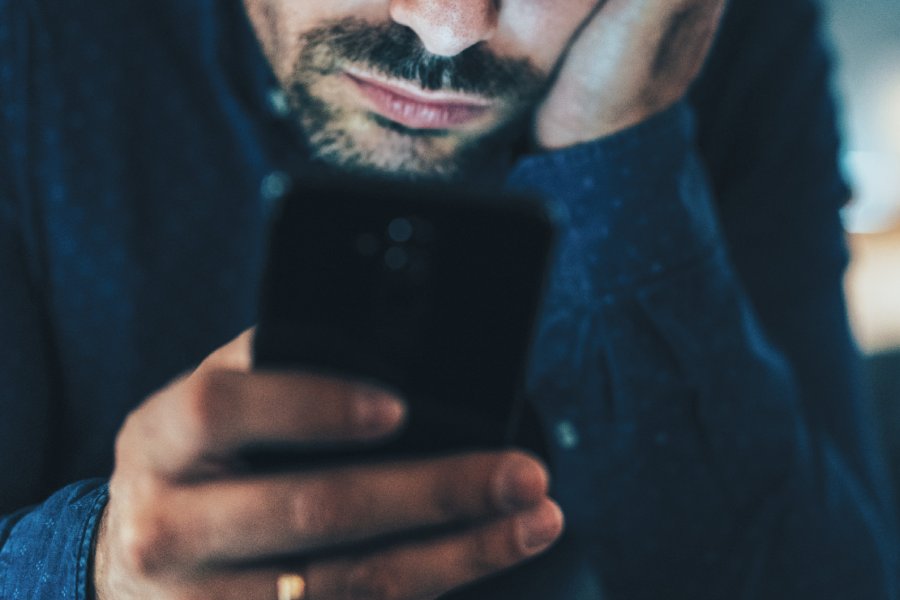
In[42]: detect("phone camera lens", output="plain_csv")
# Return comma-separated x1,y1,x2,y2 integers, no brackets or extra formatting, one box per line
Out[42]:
388,218,414,244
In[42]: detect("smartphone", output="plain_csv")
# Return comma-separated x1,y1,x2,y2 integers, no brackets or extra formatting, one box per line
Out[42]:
252,177,558,466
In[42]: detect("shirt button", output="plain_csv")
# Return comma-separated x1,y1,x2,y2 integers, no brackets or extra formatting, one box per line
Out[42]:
554,420,580,450
267,88,292,119
261,171,292,210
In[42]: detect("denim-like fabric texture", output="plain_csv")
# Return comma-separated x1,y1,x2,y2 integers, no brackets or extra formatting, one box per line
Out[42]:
0,481,107,599
0,0,896,598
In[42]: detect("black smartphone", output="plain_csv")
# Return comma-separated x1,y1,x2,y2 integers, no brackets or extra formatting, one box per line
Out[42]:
252,177,557,465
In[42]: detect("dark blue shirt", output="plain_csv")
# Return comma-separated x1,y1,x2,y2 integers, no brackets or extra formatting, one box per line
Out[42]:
0,0,896,598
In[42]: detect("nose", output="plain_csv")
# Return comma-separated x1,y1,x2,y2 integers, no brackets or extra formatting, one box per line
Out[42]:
389,0,499,57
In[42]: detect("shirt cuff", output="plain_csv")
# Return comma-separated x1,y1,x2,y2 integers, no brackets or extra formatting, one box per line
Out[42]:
507,102,722,292
0,480,109,600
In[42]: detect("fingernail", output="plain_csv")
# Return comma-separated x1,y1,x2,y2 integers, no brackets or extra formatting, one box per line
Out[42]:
495,456,549,512
519,502,564,553
355,391,405,434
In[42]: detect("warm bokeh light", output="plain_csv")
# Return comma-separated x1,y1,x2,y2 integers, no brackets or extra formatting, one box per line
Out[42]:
846,230,900,352
825,0,900,353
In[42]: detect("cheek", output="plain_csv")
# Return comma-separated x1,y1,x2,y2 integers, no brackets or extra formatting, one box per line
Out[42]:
494,0,599,73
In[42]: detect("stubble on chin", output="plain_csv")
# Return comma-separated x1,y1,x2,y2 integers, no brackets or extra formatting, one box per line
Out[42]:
290,73,472,181
283,19,548,182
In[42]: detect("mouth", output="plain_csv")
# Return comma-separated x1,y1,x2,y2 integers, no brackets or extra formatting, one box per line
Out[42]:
344,70,494,132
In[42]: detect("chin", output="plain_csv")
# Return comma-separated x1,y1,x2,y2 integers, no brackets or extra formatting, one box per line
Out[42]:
306,115,477,182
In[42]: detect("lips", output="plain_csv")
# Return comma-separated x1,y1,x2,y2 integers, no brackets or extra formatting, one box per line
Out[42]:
346,72,492,131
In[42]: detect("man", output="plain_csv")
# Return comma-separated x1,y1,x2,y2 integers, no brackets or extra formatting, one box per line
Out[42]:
0,0,895,598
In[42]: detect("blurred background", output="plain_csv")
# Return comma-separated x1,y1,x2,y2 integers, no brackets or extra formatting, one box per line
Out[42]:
822,0,900,488
824,0,900,350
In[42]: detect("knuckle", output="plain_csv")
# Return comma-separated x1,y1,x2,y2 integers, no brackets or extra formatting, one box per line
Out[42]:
117,374,192,455
290,479,345,542
119,507,178,576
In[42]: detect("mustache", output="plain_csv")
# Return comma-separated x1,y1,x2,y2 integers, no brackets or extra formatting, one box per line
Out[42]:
296,18,548,101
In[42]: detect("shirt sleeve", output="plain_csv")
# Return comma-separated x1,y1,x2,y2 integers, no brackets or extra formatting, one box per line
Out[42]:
0,482,109,599
505,0,898,594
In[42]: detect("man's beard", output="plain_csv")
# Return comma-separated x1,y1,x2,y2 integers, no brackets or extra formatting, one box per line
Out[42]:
285,19,548,182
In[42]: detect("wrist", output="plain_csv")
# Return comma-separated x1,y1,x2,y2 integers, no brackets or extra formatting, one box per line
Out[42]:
91,503,111,600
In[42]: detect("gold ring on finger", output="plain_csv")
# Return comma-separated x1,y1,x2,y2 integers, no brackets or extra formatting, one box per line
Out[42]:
277,573,307,600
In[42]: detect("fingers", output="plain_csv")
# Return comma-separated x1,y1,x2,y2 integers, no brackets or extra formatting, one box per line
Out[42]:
536,0,725,146
150,500,563,600
600,0,726,82
105,326,563,599
127,369,406,478
309,500,565,600
128,451,549,569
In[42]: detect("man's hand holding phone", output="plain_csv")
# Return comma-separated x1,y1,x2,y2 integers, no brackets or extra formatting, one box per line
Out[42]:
93,331,563,600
